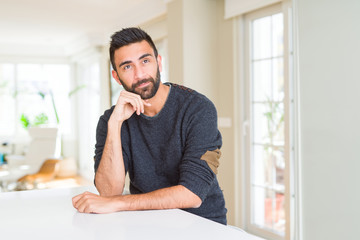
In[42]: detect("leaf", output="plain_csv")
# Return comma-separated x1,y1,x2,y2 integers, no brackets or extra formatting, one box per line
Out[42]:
0,81,8,88
38,91,46,99
264,112,273,119
33,113,49,126
20,114,30,129
68,84,86,98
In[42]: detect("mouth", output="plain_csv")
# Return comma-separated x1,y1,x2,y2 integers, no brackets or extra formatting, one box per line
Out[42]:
134,79,152,89
137,81,151,88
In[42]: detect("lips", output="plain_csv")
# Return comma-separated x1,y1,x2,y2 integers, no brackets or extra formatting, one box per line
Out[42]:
133,79,153,89
137,81,151,88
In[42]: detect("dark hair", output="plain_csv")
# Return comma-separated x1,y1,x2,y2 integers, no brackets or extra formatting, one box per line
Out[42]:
109,27,158,71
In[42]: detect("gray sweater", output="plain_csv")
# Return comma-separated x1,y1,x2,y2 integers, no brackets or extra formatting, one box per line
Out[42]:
94,83,227,225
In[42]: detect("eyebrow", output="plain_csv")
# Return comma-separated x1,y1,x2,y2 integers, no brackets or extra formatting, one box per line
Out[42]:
118,53,154,68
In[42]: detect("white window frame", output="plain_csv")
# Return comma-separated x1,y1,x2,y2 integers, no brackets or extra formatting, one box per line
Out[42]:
235,2,298,240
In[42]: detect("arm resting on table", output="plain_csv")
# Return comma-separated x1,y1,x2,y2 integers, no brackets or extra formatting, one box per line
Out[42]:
72,185,201,214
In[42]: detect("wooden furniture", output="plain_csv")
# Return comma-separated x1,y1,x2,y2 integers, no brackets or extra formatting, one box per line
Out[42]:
18,159,60,182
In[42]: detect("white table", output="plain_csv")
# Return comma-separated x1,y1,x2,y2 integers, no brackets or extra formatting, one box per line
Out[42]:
0,186,263,240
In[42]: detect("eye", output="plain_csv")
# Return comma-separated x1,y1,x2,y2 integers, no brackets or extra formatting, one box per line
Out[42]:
123,65,131,70
143,59,149,64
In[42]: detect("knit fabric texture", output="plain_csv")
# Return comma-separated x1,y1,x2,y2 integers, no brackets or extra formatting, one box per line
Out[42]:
94,83,227,224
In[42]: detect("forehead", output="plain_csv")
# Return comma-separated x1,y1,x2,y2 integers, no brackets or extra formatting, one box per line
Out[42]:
114,40,154,64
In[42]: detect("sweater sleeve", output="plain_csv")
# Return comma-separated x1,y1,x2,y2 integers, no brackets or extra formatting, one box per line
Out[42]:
94,107,130,175
94,114,108,173
178,96,222,202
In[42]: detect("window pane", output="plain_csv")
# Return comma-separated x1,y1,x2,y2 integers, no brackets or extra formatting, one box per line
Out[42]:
17,64,49,132
273,58,284,102
253,103,270,144
253,144,277,188
253,60,271,102
43,64,71,134
270,102,285,146
253,16,271,60
264,190,285,233
14,64,72,134
0,64,16,136
17,64,45,90
253,186,285,234
253,145,286,188
273,148,285,187
253,186,266,226
268,102,284,145
253,102,284,145
253,145,267,186
272,13,284,57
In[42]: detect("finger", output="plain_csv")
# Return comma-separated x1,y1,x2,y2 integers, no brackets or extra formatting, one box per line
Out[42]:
126,97,141,115
143,100,151,107
73,192,90,210
75,192,100,213
125,93,143,115
72,193,84,206
75,195,89,213
135,94,144,114
121,92,142,114
132,94,142,115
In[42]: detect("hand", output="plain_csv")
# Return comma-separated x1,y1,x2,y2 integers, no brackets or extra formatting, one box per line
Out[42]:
72,191,120,214
111,91,151,123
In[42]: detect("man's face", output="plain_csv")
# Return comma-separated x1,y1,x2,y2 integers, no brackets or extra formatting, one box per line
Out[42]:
112,40,162,99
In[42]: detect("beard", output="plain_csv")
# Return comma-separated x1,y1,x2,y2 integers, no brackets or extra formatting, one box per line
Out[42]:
118,68,161,100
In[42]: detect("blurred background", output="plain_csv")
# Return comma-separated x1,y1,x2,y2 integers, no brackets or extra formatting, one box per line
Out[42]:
0,1,359,240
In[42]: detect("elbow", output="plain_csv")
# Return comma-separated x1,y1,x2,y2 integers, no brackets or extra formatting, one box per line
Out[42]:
189,194,202,208
192,199,202,208
95,175,125,196
180,185,203,208
97,185,124,197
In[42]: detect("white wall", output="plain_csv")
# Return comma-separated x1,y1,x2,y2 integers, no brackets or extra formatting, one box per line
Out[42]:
167,0,218,102
297,0,360,239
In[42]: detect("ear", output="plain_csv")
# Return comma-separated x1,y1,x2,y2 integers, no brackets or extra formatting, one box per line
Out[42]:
157,54,163,72
112,70,122,85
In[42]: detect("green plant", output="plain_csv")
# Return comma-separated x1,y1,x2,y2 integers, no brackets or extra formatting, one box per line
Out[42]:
262,96,285,190
33,113,49,126
20,114,30,129
20,113,49,129
0,80,8,89
19,84,86,129
263,97,284,145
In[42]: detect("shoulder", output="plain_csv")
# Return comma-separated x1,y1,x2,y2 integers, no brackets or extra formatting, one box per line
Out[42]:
167,84,217,122
169,83,216,111
96,106,115,131
99,106,115,122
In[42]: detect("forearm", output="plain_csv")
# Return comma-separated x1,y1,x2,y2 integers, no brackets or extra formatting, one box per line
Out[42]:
95,118,126,196
113,185,202,211
73,185,202,214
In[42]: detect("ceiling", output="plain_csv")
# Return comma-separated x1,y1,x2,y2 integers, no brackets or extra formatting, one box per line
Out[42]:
0,0,167,57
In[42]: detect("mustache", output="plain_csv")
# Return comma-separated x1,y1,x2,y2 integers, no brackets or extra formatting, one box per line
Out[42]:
132,78,155,89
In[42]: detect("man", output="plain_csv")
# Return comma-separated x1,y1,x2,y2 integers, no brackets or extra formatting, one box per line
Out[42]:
72,27,227,225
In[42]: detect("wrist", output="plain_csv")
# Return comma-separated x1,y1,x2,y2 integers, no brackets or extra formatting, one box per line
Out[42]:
112,195,129,211
108,115,123,128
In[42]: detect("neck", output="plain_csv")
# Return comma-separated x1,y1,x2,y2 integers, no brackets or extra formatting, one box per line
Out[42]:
143,83,169,117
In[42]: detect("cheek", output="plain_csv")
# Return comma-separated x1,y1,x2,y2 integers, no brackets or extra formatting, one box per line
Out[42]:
118,70,134,81
146,64,158,77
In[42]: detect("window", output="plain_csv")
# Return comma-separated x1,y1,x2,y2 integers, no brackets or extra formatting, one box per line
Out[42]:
242,3,294,240
0,63,72,137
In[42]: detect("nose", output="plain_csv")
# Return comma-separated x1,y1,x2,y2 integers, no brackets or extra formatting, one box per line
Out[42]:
134,65,147,80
